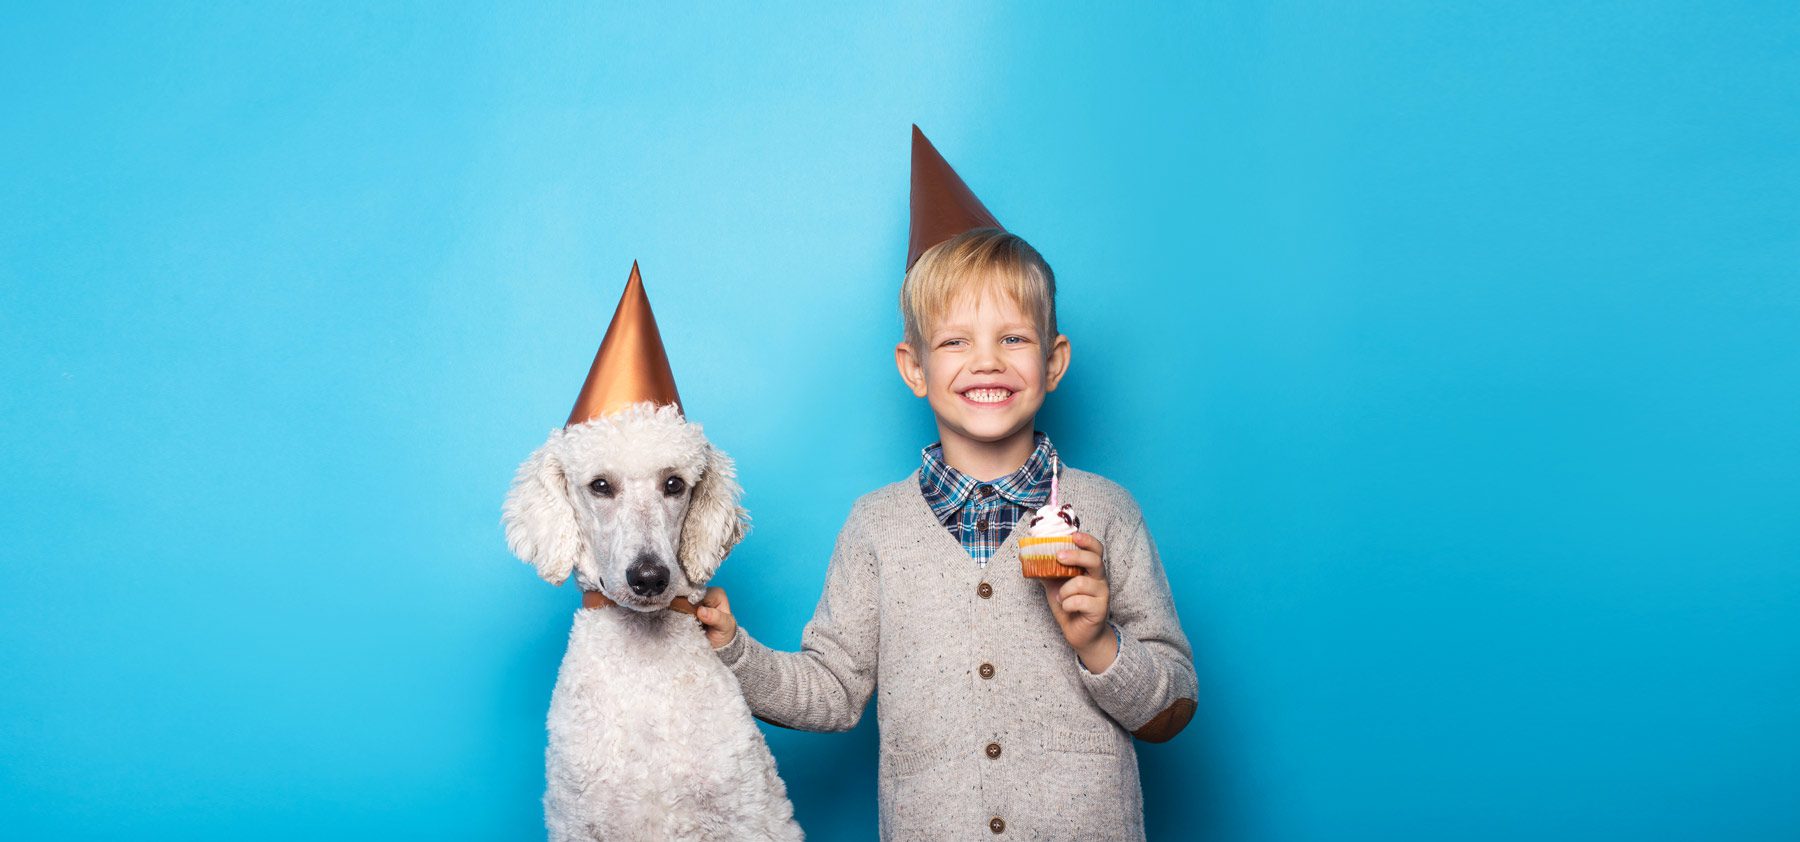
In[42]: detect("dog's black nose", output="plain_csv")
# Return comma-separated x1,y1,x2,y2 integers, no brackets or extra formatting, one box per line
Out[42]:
625,554,670,597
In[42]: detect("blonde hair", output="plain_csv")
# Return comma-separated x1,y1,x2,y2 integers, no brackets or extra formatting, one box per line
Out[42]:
901,228,1058,353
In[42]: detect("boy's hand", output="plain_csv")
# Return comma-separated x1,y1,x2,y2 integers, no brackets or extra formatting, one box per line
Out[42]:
696,587,738,650
1037,531,1117,673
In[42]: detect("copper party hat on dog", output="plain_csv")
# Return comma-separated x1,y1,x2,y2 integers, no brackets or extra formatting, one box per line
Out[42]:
906,125,1003,271
566,262,683,425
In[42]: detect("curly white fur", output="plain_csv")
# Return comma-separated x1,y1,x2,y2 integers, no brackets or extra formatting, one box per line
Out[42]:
503,403,801,841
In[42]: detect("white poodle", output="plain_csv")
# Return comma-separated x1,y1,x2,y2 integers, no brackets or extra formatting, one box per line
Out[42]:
504,402,801,841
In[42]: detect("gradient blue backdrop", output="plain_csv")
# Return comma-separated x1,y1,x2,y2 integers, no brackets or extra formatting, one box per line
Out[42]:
4,3,1797,840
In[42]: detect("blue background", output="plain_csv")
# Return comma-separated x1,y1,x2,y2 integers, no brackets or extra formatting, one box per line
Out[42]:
4,2,1797,839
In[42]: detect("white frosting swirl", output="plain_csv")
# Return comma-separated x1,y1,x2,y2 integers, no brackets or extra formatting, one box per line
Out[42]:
1026,502,1080,538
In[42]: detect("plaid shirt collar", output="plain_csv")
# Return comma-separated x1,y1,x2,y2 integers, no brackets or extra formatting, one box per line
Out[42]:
919,432,1056,521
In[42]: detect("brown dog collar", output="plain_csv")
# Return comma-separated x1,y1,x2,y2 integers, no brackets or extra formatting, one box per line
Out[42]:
582,590,698,615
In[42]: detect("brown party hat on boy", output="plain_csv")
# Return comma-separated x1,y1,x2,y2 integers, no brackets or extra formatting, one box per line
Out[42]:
907,125,1003,270
566,262,683,425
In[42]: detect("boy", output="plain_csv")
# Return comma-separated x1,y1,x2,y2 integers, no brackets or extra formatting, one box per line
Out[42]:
698,129,1196,840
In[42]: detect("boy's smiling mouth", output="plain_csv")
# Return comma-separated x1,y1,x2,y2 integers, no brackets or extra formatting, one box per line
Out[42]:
958,386,1017,405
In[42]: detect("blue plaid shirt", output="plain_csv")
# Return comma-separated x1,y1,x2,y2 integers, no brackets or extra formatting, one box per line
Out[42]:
919,432,1057,566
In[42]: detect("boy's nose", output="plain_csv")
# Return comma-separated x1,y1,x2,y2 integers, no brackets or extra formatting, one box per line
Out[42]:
969,346,1004,371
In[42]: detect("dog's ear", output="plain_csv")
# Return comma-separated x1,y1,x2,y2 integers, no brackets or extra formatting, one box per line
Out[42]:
678,442,748,586
502,435,586,585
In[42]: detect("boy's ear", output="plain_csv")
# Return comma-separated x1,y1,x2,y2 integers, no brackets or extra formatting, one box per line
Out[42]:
1045,334,1072,391
502,435,586,585
895,341,929,397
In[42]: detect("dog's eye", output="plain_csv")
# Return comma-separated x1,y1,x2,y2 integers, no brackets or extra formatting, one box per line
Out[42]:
663,476,688,496
588,477,614,497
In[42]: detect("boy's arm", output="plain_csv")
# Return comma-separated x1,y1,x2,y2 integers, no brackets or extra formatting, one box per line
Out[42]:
1081,515,1198,743
713,515,878,733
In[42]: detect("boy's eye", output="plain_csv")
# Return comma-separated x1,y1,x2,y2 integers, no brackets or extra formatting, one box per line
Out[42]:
1002,335,1029,345
939,339,966,348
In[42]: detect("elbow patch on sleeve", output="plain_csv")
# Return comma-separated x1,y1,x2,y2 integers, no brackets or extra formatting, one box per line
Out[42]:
1131,698,1196,743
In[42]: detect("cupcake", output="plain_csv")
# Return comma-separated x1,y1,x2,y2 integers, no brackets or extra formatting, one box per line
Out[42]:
1019,456,1083,578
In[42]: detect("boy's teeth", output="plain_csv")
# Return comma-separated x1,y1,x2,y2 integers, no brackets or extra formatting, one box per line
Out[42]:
965,388,1011,403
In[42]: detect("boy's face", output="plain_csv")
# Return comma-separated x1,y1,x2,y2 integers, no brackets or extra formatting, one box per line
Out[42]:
895,288,1071,455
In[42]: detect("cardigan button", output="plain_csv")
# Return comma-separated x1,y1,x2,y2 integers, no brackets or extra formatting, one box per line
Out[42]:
989,816,1005,834
977,582,993,599
985,742,1002,759
979,662,995,679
